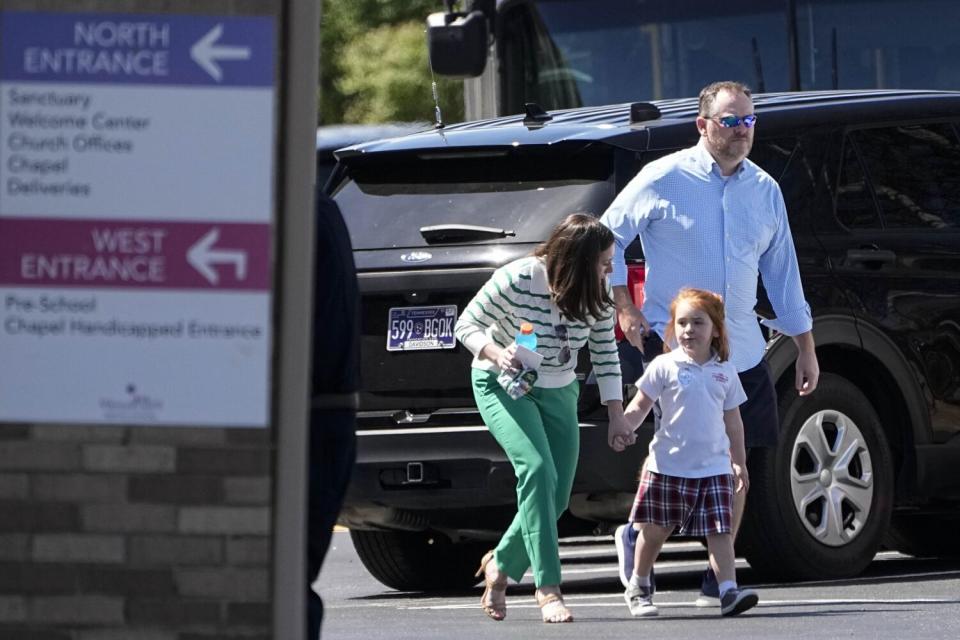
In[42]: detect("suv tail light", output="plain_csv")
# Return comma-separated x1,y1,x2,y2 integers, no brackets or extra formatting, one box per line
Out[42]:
614,262,646,342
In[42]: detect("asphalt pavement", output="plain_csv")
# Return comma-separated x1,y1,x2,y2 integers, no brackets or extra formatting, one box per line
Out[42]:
316,532,960,639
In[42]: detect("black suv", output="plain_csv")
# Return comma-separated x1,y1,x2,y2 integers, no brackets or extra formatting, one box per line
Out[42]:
327,90,960,591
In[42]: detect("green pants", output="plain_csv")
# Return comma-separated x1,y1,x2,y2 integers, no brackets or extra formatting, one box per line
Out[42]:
471,369,580,587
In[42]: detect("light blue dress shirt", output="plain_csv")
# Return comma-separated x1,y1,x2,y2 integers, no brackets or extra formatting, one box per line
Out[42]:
601,139,812,371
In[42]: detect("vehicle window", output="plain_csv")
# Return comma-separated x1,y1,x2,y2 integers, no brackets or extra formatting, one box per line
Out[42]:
750,137,797,182
332,147,615,250
796,0,960,92
752,137,824,223
849,124,960,230
829,136,880,230
499,0,788,113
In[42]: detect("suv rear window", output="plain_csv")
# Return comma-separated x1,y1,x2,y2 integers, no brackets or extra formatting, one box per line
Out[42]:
333,146,615,250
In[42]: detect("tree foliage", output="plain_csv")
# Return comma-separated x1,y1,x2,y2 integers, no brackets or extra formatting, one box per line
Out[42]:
320,0,464,125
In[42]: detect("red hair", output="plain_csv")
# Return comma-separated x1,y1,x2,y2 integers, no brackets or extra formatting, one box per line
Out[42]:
664,288,731,362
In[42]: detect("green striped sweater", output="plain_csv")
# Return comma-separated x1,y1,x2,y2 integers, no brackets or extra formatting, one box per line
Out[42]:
455,256,622,403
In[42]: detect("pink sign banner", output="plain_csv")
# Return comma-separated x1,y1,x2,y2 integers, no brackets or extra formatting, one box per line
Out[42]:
0,217,271,290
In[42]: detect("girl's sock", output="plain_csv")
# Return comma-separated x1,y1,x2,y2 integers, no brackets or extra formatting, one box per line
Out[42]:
629,573,651,589
718,579,737,596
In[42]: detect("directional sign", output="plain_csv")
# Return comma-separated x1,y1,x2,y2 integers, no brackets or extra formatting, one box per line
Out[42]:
0,12,274,86
0,12,276,426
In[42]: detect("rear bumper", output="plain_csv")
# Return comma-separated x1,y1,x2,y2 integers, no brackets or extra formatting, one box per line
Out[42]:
344,425,514,512
340,420,653,531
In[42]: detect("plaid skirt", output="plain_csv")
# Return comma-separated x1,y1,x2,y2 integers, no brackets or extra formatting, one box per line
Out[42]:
628,469,734,537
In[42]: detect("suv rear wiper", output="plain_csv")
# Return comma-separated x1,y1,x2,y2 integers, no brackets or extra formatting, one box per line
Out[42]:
419,224,516,244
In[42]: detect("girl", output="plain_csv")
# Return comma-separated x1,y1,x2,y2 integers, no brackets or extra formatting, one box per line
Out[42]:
610,288,758,617
455,213,631,623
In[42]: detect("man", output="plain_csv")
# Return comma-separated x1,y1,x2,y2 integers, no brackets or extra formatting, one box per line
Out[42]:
307,190,359,639
600,81,819,606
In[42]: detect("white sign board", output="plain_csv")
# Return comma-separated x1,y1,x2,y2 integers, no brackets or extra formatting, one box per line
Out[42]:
0,12,276,426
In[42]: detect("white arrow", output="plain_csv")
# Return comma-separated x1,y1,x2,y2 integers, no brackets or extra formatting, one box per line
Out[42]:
187,228,248,285
190,24,251,82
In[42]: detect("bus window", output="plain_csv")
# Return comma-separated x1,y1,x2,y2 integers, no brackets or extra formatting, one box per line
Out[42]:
498,2,584,114
485,0,960,120
795,0,960,91
498,0,789,114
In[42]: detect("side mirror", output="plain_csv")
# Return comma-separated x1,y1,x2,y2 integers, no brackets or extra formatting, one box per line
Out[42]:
426,10,488,77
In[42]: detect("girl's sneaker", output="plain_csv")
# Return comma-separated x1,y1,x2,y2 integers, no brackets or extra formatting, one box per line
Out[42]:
624,585,658,618
719,588,759,617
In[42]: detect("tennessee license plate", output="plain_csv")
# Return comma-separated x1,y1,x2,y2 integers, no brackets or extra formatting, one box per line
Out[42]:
386,305,458,351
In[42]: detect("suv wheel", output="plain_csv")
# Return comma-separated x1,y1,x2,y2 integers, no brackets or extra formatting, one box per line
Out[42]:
739,373,894,580
350,529,487,591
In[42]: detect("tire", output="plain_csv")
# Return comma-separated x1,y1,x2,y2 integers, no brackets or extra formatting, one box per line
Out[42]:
738,373,894,580
350,529,487,591
885,514,960,558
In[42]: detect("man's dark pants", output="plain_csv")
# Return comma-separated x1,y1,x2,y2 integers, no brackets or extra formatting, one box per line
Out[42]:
307,407,356,639
307,192,360,639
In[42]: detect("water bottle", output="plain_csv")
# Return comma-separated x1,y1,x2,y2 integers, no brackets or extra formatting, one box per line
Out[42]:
500,322,539,399
515,322,537,351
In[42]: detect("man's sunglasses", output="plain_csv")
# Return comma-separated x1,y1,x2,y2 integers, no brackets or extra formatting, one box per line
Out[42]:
709,114,758,128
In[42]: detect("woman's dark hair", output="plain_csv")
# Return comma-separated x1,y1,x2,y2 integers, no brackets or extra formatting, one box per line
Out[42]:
533,213,615,323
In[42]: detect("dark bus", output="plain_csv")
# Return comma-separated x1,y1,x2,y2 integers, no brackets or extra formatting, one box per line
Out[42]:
428,0,960,119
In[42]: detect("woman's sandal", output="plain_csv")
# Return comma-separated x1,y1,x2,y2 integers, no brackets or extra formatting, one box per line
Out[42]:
537,592,574,623
475,550,507,621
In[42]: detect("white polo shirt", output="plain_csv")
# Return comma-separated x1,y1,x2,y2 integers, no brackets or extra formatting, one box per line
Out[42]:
638,349,747,478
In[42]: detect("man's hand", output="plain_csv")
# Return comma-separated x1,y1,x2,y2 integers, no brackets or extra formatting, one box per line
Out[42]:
616,303,651,351
793,332,820,396
612,285,650,350
732,462,750,493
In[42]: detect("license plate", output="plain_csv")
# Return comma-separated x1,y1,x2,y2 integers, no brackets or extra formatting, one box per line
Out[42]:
386,305,458,352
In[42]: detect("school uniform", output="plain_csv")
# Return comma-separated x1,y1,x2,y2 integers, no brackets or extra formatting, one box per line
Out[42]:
629,348,747,536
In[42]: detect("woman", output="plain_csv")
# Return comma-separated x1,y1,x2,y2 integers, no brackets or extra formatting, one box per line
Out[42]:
455,213,630,623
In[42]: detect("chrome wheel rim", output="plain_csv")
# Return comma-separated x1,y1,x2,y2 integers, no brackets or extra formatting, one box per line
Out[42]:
790,409,874,547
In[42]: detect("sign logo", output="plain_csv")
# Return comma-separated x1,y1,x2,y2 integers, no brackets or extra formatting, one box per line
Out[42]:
99,383,164,421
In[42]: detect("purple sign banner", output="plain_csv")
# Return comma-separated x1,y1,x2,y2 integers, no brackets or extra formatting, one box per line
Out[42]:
0,217,271,290
0,11,274,87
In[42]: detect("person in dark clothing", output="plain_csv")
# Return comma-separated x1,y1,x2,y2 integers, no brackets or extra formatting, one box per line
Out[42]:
307,189,359,640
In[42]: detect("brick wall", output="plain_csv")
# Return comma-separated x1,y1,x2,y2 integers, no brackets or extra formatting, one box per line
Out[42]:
0,425,275,638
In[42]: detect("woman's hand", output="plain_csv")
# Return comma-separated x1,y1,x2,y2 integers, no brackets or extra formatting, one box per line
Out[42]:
607,411,636,452
496,343,522,373
479,342,520,372
732,462,750,493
